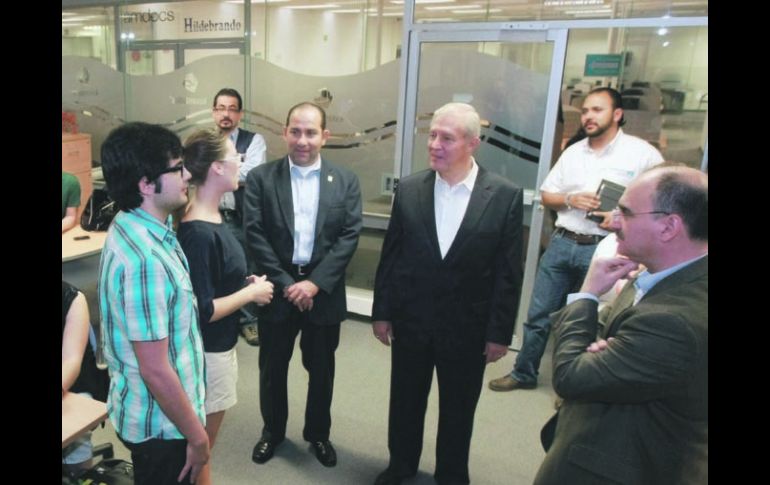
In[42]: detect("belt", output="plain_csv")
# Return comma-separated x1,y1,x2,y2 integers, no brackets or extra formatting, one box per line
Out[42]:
291,263,314,277
554,227,605,245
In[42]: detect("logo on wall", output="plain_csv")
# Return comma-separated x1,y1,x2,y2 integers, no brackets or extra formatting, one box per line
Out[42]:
183,73,199,94
122,10,175,24
78,67,90,84
314,88,333,108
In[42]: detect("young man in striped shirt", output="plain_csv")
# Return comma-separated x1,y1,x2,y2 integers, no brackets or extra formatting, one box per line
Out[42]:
97,122,209,485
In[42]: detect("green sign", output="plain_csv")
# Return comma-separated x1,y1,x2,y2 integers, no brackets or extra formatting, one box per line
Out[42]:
584,54,623,77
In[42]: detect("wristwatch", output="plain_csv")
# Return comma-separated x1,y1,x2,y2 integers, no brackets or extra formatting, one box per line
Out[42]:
564,192,573,210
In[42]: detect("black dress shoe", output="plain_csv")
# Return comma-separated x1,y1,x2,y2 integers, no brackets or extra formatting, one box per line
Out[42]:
252,439,280,464
374,468,412,485
311,440,337,467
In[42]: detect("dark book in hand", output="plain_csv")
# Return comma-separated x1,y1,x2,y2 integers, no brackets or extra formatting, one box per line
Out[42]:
586,179,625,223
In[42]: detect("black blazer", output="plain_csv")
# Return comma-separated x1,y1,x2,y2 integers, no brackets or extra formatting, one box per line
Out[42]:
243,156,362,325
372,165,524,350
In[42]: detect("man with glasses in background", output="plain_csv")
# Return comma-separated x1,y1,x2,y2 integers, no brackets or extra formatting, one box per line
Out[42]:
97,122,208,484
212,87,267,346
534,165,708,484
489,87,663,393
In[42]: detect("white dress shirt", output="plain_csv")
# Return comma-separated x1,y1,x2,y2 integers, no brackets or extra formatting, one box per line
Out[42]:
434,159,478,259
289,157,321,264
220,128,267,211
541,129,663,236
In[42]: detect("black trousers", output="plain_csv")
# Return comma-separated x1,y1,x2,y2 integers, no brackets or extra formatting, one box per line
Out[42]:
387,336,486,485
119,437,188,485
257,309,340,443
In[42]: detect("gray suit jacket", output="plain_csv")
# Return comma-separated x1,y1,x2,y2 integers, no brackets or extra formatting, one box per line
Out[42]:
243,156,362,325
372,165,524,351
535,256,708,485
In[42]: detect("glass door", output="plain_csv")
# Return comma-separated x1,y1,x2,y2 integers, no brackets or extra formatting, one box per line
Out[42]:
399,27,568,347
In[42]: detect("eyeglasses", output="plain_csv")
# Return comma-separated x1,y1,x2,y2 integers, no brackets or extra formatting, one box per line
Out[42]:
213,107,241,114
156,161,185,178
612,206,670,219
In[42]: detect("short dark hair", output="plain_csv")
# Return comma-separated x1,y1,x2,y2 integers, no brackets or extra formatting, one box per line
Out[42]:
285,102,326,130
653,170,708,241
101,122,183,211
586,87,625,127
213,88,243,111
183,129,228,185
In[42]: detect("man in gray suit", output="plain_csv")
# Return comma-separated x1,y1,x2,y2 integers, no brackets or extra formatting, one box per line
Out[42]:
243,102,362,468
372,102,523,485
535,165,708,485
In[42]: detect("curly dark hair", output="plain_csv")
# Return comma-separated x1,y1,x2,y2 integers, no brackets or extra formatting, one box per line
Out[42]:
100,122,183,211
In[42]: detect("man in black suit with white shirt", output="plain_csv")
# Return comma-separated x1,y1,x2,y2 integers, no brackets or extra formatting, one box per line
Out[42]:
371,102,524,485
244,102,362,468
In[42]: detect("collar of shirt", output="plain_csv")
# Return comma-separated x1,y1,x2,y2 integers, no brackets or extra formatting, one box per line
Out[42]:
288,156,322,177
435,157,479,193
633,252,709,296
229,128,239,144
127,207,178,246
582,128,624,157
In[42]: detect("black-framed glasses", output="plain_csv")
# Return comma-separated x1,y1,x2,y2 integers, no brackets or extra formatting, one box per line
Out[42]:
612,206,670,219
213,107,241,114
156,160,185,178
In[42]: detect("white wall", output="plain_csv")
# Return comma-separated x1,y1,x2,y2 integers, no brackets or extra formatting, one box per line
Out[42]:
265,9,365,76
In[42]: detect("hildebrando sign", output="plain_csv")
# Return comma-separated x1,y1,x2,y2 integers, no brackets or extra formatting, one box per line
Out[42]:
120,4,244,37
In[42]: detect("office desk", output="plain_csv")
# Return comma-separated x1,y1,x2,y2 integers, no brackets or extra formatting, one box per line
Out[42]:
62,392,107,448
63,227,107,314
62,227,107,263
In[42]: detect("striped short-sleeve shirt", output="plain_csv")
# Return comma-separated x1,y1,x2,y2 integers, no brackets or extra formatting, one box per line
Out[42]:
98,208,206,443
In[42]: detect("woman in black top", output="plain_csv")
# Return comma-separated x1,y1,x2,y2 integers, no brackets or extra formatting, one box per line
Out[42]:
178,129,273,485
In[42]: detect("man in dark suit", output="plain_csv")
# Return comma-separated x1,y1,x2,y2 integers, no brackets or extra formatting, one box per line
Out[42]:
371,102,523,485
243,102,362,468
535,165,708,485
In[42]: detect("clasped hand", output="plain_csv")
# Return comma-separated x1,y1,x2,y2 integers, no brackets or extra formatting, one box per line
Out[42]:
245,274,274,306
284,280,319,312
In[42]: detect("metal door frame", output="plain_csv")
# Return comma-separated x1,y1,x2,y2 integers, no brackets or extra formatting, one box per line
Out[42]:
394,21,568,345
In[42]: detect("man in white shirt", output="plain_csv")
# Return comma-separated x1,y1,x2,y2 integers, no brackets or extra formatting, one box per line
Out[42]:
212,88,267,346
371,103,524,485
490,87,663,392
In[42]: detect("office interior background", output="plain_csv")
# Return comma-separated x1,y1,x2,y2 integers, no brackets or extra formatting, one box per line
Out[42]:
62,2,707,482
62,0,707,350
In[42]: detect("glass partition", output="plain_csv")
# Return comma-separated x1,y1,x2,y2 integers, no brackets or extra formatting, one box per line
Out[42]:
413,0,708,23
563,26,707,168
62,7,116,69
411,41,553,227
62,0,707,299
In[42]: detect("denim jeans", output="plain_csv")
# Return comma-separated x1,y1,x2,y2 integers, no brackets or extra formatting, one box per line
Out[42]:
511,232,598,385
